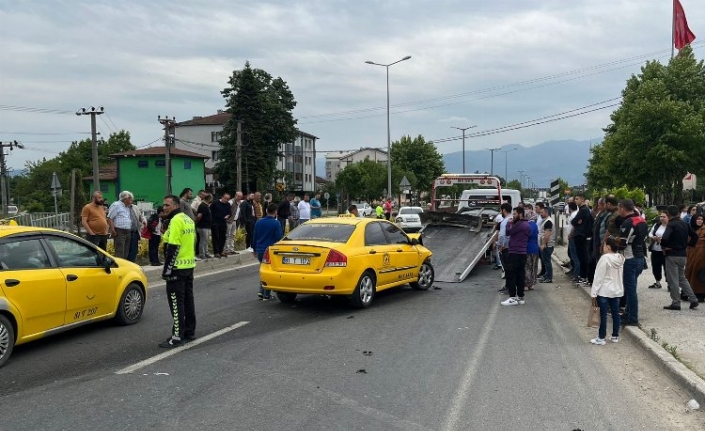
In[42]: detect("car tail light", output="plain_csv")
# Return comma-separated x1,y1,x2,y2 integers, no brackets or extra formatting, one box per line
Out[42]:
262,248,271,264
324,249,347,267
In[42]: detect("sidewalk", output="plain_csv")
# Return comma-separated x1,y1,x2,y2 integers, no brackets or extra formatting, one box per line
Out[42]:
552,245,705,403
140,250,257,285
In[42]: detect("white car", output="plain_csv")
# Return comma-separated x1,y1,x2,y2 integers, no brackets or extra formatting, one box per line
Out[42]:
350,202,373,217
396,206,423,232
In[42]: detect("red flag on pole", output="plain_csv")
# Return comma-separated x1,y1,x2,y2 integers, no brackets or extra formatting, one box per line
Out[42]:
674,0,696,50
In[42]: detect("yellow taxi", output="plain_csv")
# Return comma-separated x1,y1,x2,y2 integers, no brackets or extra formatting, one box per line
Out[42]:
260,218,434,308
0,226,148,367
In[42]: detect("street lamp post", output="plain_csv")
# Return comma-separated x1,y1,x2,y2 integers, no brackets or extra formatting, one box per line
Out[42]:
365,55,412,199
502,147,517,183
486,148,501,176
451,125,476,174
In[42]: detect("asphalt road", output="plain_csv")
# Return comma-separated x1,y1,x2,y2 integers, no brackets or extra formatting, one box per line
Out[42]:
0,262,693,430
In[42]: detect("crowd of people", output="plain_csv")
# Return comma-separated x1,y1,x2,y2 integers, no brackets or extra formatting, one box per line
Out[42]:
493,194,704,346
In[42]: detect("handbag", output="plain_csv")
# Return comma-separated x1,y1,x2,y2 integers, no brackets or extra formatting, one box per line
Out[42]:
140,224,151,239
587,299,600,328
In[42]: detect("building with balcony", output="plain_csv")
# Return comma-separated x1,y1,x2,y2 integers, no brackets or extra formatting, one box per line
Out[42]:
175,111,317,192
325,147,388,183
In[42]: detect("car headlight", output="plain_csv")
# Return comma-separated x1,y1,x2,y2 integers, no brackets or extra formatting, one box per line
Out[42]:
396,217,403,223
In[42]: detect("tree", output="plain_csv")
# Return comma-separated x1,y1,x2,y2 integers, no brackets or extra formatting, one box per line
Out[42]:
335,158,388,203
505,179,523,193
390,135,445,200
586,46,705,205
12,131,135,212
217,62,298,193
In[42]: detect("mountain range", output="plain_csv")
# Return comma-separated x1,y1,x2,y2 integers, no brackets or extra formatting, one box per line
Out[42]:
316,139,598,188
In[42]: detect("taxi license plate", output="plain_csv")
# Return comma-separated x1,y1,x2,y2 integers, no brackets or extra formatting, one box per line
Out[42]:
282,257,310,265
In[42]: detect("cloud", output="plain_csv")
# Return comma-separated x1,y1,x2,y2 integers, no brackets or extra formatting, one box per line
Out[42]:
0,0,702,169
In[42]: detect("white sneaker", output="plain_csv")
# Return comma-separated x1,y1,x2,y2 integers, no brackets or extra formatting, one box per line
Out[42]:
517,297,525,305
590,338,606,345
501,297,519,306
610,336,619,343
246,247,254,253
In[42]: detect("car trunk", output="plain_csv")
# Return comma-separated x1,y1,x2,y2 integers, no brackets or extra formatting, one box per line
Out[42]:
267,242,337,273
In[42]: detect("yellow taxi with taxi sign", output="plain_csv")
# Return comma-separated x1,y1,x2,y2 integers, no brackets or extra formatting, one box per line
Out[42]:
0,226,148,367
259,217,433,308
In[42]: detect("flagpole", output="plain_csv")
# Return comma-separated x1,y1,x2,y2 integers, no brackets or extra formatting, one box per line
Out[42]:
672,0,675,58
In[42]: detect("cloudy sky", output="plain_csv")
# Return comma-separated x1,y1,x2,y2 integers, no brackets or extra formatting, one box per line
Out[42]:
1,0,703,171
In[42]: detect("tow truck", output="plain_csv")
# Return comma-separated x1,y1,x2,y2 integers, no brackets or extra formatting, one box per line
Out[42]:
420,174,520,282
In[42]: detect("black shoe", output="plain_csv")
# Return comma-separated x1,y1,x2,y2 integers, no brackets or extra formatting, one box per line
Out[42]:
184,334,197,342
151,262,162,266
664,304,681,310
540,278,552,283
648,282,662,289
681,293,690,301
690,301,700,309
158,337,184,348
497,287,508,294
493,265,502,270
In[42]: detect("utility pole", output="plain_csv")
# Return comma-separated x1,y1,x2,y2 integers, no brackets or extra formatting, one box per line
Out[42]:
158,116,177,195
486,148,501,176
236,119,243,192
451,125,476,174
76,107,104,194
0,140,24,217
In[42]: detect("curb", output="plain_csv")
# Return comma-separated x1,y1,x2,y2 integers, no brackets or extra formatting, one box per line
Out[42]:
144,252,257,285
550,252,705,404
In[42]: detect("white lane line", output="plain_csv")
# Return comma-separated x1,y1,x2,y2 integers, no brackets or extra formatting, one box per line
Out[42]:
115,321,250,375
147,262,260,290
441,298,501,431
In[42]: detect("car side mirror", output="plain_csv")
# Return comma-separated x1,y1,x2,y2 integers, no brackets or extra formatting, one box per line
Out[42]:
103,256,114,274
410,238,419,246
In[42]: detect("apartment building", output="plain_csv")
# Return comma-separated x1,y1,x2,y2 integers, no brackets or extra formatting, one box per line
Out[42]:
325,147,388,183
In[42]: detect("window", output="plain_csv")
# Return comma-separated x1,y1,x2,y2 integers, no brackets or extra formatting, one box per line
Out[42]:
184,161,192,169
384,223,410,245
100,184,109,192
0,238,51,270
45,236,102,267
295,173,302,181
155,160,166,167
137,160,148,168
286,224,355,243
211,150,220,161
211,131,222,142
365,223,388,246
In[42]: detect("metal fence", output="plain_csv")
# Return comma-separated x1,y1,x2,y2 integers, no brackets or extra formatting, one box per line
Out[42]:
1,212,72,231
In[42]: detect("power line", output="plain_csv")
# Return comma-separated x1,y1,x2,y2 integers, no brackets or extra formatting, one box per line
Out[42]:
0,131,91,135
298,42,704,125
105,112,119,131
0,105,74,115
99,115,115,134
136,136,165,149
174,138,221,148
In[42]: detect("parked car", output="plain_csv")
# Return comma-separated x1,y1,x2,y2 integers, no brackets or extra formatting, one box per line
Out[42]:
0,226,148,368
260,218,434,308
395,206,423,232
6,206,18,216
350,202,373,217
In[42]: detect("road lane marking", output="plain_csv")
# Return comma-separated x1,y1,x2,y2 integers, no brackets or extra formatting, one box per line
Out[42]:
115,321,250,375
441,298,501,431
147,262,260,290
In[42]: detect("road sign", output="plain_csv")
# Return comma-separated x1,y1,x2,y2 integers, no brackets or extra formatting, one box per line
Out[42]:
324,192,330,199
399,176,411,188
549,179,561,206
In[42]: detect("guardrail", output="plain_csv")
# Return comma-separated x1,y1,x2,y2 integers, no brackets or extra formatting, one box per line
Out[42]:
0,212,72,231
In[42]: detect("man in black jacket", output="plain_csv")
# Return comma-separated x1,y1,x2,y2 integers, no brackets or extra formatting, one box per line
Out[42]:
210,193,231,258
239,193,256,251
277,194,293,233
618,199,648,325
570,194,593,283
660,205,700,310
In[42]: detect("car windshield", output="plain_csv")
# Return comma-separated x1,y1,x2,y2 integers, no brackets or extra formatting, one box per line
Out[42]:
399,208,422,215
285,223,355,243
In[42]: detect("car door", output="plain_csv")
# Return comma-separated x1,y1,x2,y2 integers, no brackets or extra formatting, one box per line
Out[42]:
382,223,419,283
0,237,67,337
364,222,394,287
43,235,113,324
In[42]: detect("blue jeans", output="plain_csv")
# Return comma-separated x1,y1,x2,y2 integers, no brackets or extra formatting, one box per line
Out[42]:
541,247,554,280
597,296,620,339
257,252,271,298
568,239,580,276
127,231,140,262
623,257,644,323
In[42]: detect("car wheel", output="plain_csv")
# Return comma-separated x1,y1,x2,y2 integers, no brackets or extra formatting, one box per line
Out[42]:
0,314,15,368
276,292,297,303
351,271,376,309
115,283,145,326
411,260,435,290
